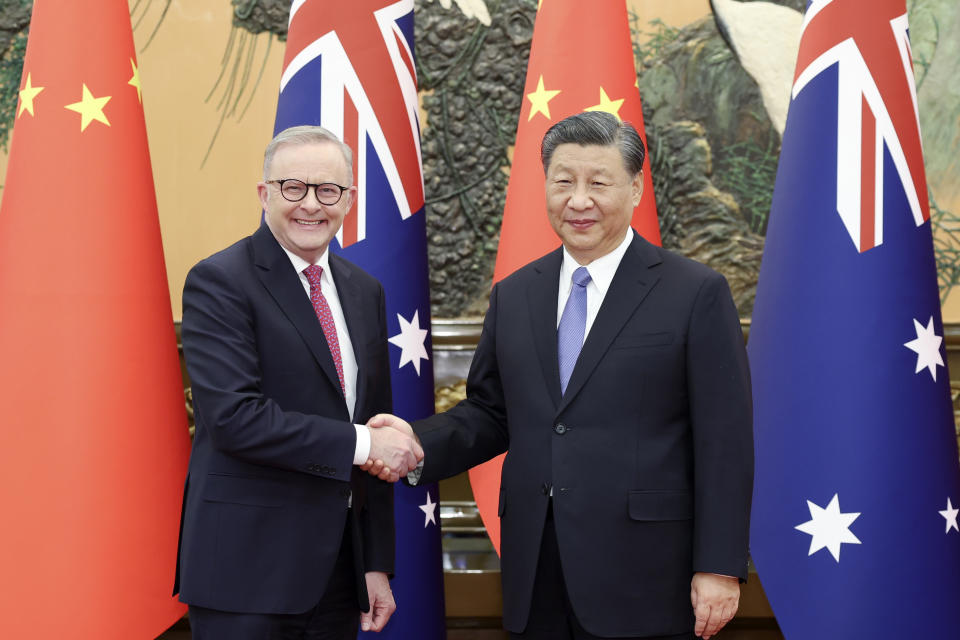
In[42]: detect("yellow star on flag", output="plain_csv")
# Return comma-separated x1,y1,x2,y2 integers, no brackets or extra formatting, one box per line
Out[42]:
128,58,142,103
526,75,561,122
17,73,45,118
585,87,625,120
64,84,111,132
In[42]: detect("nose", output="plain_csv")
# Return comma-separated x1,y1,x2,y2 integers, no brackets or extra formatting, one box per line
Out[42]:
568,184,594,211
299,188,324,212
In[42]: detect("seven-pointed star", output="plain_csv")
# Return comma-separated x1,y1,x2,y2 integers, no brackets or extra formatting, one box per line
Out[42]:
585,87,624,120
388,310,429,375
128,58,142,103
795,494,861,562
526,74,561,122
18,73,44,118
903,316,944,381
64,84,111,131
939,498,959,534
419,491,437,527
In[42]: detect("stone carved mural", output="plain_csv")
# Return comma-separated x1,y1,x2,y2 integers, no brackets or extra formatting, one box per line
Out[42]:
417,0,535,316
638,15,776,315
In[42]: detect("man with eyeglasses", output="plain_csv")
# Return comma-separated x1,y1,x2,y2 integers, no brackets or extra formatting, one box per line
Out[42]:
174,125,422,639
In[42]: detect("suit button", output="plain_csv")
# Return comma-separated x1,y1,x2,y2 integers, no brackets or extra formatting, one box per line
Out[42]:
340,488,352,499
554,423,567,435
540,483,551,495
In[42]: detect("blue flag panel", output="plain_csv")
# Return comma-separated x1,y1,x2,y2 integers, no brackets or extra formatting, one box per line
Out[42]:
273,2,446,638
748,2,960,638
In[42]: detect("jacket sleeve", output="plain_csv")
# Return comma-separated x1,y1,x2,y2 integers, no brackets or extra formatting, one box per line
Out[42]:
687,272,754,580
414,283,510,484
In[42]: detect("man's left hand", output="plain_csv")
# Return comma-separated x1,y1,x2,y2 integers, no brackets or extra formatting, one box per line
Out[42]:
361,571,396,632
690,572,739,639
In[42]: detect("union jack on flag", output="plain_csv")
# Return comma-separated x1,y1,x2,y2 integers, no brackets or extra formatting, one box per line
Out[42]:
749,1,960,638
278,0,425,247
272,2,446,638
793,0,928,252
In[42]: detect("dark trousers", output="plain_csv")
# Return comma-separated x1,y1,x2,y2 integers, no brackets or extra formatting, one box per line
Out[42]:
189,528,360,640
511,506,695,640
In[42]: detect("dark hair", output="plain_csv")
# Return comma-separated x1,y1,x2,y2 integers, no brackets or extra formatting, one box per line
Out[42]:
540,111,646,176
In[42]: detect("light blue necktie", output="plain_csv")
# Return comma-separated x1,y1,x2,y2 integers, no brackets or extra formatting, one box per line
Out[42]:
557,266,591,395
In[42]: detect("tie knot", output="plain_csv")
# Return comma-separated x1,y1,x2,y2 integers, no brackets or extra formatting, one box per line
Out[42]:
303,264,323,287
572,266,591,288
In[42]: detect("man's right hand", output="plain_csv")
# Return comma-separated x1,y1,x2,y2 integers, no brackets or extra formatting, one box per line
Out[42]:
363,414,421,482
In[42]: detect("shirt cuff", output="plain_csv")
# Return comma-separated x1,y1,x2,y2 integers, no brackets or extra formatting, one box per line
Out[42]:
353,424,371,465
406,460,424,485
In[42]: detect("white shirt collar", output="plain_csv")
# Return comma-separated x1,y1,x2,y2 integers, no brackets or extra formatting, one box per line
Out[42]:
280,246,334,287
560,228,634,296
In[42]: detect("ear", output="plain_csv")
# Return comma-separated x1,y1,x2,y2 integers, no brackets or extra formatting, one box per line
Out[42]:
257,182,269,210
631,171,644,207
341,185,358,213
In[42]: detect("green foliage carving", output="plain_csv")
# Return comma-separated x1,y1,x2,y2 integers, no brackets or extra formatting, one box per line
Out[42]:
0,0,32,151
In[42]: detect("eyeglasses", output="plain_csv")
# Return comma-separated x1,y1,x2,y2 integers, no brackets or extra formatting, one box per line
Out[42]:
266,179,349,205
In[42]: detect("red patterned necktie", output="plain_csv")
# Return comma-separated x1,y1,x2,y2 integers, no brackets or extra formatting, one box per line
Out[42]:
303,264,345,393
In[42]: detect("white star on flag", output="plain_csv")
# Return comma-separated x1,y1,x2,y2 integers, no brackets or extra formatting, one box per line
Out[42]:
795,494,861,562
419,490,437,527
388,310,429,375
904,316,944,381
939,498,959,534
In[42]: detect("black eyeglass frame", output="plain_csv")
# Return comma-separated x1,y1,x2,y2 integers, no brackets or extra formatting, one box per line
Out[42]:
266,178,350,205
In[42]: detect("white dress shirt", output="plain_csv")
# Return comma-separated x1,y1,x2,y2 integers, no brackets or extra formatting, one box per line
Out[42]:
556,229,634,338
279,246,371,465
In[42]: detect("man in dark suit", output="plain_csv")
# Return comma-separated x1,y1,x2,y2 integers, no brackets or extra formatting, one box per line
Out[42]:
368,112,753,640
175,126,422,639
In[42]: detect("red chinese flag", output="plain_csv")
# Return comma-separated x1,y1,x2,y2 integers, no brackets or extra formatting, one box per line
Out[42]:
471,0,661,553
0,1,191,636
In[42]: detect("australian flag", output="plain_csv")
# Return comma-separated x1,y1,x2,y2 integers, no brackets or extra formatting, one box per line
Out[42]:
748,1,960,637
272,1,446,638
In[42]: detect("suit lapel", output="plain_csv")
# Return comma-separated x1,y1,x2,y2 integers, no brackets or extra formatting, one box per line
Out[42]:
528,248,564,409
557,233,662,415
251,224,345,398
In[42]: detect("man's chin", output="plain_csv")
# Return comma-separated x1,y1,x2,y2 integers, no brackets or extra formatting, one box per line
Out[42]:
284,238,332,262
562,236,601,255
292,229,333,247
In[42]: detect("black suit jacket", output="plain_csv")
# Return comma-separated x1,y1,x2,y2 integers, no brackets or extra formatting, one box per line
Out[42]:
174,223,394,614
415,232,753,637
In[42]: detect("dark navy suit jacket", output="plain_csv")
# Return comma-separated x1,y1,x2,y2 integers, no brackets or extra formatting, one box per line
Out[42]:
415,232,754,637
174,223,394,614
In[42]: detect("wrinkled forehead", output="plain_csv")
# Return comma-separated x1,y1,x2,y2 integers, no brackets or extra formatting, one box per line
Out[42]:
268,141,353,181
545,143,629,176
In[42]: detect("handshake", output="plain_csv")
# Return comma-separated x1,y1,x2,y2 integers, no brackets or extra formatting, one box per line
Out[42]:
362,414,422,483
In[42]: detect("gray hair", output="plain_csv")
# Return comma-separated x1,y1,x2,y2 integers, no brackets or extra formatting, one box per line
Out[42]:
540,111,646,177
263,125,354,183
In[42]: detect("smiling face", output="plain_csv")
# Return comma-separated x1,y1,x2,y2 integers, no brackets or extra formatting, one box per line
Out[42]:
545,143,643,265
258,140,356,264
